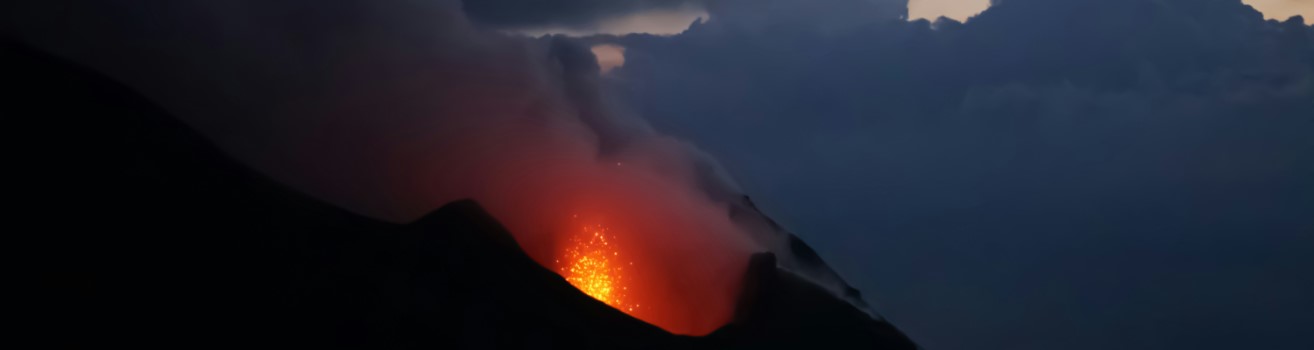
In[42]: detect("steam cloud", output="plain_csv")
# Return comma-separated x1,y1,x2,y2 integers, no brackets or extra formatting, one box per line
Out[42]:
0,0,801,335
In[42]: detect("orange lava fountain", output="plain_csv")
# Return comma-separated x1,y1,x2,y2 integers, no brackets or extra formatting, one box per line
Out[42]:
558,221,638,313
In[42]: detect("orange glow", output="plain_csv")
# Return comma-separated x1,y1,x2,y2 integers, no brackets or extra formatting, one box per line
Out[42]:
558,221,640,313
486,159,756,335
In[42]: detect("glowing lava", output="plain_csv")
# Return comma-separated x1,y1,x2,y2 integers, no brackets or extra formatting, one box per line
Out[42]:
558,222,638,313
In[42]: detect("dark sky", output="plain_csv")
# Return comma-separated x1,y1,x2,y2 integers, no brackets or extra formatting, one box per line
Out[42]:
475,0,1314,349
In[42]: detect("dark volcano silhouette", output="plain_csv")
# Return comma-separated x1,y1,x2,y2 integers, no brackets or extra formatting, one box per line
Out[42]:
12,41,917,349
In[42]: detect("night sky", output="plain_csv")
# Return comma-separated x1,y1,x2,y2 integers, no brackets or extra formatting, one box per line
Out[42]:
8,1,1313,349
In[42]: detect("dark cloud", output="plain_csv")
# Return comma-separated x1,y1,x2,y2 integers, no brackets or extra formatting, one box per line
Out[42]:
700,0,909,29
601,0,1314,349
461,0,705,30
460,0,911,33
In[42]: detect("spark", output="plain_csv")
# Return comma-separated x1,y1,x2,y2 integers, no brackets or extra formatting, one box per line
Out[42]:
560,221,637,313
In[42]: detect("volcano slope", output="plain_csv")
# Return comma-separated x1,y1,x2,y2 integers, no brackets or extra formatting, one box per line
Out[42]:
12,42,917,350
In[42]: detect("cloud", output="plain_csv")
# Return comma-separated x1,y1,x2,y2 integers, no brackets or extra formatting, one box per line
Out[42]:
702,0,909,31
469,0,915,36
510,5,708,36
462,0,708,34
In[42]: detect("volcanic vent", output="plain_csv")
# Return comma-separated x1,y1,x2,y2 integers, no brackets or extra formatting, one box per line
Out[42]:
558,220,637,313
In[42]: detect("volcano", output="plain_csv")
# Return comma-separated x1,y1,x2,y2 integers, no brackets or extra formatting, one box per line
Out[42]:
15,42,919,349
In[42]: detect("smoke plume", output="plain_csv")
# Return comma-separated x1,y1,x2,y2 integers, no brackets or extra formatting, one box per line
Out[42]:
1,0,777,335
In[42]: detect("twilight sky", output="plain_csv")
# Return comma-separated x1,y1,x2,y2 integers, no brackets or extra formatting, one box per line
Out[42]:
909,0,990,20
912,0,1311,22
914,0,1314,21
1227,0,1310,21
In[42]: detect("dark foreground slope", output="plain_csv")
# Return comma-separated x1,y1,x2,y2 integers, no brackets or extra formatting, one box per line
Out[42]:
10,42,917,349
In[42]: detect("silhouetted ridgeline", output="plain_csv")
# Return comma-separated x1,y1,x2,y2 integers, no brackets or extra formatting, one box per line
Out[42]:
11,42,916,349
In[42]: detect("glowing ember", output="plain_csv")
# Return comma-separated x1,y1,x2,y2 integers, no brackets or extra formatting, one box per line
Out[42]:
558,222,639,313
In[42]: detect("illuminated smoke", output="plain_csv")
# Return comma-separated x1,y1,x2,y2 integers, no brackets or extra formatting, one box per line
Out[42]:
2,0,761,336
